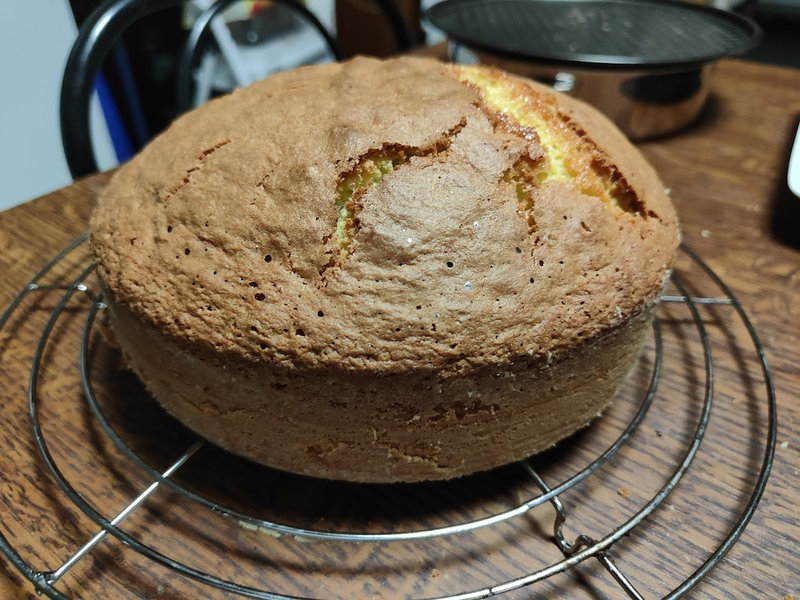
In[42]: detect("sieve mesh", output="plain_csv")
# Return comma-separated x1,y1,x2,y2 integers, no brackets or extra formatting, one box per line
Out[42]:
426,0,761,67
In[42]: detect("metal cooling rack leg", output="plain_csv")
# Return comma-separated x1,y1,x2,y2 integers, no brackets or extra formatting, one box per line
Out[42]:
525,465,646,600
42,440,203,586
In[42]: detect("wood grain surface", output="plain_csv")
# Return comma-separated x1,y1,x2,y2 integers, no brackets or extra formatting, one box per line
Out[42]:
1,58,798,599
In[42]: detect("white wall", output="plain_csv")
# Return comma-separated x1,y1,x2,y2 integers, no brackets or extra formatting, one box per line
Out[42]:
0,1,115,212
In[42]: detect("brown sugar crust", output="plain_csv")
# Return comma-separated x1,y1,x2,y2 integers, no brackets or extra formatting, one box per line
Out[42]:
91,56,679,482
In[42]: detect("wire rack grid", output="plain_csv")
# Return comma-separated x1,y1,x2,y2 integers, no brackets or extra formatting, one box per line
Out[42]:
0,236,777,600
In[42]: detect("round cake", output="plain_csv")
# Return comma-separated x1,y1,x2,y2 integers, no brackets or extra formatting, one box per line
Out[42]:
90,56,679,483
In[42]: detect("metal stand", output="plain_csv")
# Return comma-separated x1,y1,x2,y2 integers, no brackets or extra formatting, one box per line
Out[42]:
0,237,777,599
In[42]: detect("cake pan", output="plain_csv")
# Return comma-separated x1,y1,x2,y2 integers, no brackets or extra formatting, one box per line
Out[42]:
426,0,761,139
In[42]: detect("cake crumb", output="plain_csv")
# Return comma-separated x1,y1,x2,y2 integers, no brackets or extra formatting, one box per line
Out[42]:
431,568,440,578
618,487,631,498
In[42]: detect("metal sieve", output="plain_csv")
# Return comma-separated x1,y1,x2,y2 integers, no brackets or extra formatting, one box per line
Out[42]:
426,0,761,138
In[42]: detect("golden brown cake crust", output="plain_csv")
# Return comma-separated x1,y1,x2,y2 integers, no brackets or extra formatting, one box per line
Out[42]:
90,56,679,482
92,56,676,370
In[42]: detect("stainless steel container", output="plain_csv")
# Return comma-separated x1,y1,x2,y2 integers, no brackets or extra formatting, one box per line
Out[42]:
427,0,761,140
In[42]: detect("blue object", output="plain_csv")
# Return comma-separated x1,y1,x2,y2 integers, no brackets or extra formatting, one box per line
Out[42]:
94,72,134,162
111,45,150,148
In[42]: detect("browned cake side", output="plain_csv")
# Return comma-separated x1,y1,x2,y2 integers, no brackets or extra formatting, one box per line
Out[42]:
90,56,679,482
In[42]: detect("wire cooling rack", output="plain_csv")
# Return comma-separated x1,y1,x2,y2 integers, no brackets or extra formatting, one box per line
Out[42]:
0,236,776,600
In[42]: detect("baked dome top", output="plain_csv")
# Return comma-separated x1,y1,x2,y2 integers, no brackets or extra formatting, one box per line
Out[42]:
91,56,678,373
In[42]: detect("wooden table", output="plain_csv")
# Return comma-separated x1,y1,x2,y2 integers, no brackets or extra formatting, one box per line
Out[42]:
1,58,798,599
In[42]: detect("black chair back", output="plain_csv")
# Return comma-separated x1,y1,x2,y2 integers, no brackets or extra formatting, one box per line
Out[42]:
61,0,413,179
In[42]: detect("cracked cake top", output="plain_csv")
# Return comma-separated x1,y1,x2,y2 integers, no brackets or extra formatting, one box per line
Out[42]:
90,56,678,374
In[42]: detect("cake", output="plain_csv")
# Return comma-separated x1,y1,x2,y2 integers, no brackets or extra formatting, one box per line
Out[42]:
90,56,679,483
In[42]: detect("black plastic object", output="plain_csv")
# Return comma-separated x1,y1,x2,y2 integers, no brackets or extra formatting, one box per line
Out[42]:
426,0,761,69
60,0,182,181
